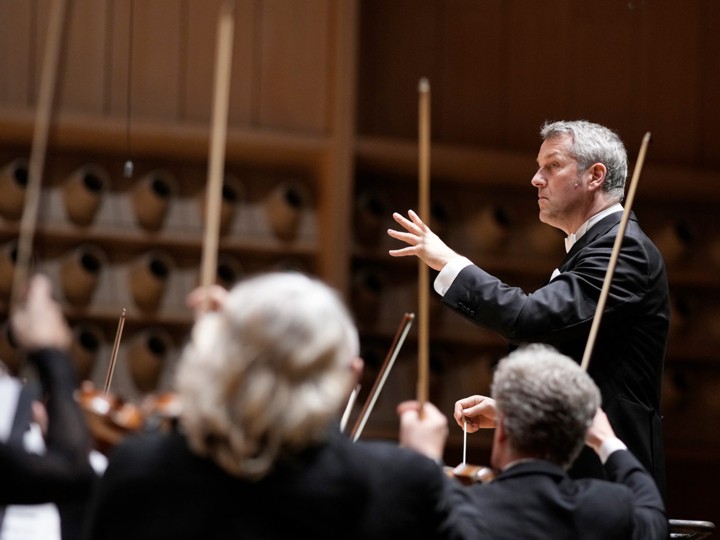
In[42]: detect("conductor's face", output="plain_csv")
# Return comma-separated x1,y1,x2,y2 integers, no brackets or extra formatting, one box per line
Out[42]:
531,134,588,236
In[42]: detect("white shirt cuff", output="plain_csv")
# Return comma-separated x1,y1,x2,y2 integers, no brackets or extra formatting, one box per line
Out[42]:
434,257,473,295
598,437,628,464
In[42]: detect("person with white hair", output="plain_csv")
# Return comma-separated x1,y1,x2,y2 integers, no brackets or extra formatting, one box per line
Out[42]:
83,271,482,540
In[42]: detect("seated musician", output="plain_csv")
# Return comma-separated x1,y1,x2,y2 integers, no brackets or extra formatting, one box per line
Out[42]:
453,343,668,540
82,271,483,540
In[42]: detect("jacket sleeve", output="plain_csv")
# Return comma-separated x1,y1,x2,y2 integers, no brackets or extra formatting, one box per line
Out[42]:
604,449,669,540
0,348,96,505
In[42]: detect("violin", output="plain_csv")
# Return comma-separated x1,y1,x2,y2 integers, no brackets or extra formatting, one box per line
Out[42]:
140,390,182,433
76,380,145,455
77,382,181,455
444,462,496,485
75,309,181,454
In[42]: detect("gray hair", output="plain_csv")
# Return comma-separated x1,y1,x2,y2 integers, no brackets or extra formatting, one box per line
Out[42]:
175,271,359,480
540,120,628,202
491,343,600,469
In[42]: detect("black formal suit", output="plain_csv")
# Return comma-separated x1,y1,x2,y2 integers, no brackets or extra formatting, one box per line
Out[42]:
466,450,668,539
443,211,669,495
0,348,98,540
82,426,483,540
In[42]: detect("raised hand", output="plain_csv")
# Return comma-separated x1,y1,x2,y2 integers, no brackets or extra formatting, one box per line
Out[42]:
387,210,459,272
11,273,71,351
397,400,448,462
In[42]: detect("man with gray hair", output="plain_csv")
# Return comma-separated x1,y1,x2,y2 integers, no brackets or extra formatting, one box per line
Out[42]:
454,343,668,539
388,120,669,496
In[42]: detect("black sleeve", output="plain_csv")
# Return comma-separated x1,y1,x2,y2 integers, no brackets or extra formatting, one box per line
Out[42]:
0,348,96,505
604,449,669,540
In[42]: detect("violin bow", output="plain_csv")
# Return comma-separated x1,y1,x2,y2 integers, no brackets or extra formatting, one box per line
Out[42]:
102,308,127,394
417,78,431,416
350,312,415,442
199,0,235,312
9,0,68,310
580,132,651,371
340,383,361,432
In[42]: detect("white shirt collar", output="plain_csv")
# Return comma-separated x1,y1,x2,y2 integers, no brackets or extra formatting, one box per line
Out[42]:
564,203,623,253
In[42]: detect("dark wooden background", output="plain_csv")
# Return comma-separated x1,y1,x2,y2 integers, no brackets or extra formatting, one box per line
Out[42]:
0,0,718,530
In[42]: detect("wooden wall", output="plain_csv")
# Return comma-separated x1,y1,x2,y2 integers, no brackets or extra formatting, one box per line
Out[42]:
1,0,719,531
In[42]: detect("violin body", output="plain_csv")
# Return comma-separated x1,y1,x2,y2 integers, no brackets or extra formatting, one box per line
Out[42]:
77,381,144,454
76,380,180,454
141,391,182,433
444,462,496,485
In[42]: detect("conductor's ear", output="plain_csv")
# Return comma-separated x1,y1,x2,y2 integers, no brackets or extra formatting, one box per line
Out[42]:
587,162,607,190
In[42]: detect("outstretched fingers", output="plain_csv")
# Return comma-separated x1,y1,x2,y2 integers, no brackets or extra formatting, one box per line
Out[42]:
392,210,426,233
388,210,426,257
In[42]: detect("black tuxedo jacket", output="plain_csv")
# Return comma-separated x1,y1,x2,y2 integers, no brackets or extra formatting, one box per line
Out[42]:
83,427,483,540
466,450,668,539
443,211,669,495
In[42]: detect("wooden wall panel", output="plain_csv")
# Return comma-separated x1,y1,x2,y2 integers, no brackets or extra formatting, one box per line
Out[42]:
439,1,507,146
257,0,330,133
699,0,720,167
58,0,109,113
129,0,183,119
1,0,343,135
182,0,222,122
182,0,256,125
503,0,575,149
357,0,443,138
0,0,32,106
34,0,52,103
107,0,132,116
635,0,701,165
226,0,256,125
568,2,640,138
357,0,720,167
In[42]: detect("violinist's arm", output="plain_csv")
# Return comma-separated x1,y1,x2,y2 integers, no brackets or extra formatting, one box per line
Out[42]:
584,408,627,460
397,400,448,462
453,395,497,433
1,274,96,505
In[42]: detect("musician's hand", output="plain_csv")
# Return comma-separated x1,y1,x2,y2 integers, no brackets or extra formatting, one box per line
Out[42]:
11,274,71,351
185,284,228,318
397,400,448,462
453,395,497,432
585,408,617,454
387,209,459,272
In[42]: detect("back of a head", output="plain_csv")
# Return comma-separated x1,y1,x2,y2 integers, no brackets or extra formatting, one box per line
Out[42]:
540,119,628,202
492,344,600,469
175,271,359,480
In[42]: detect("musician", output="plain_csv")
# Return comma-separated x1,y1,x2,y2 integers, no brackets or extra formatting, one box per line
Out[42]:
387,120,669,496
453,343,668,539
0,274,98,540
82,272,482,540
